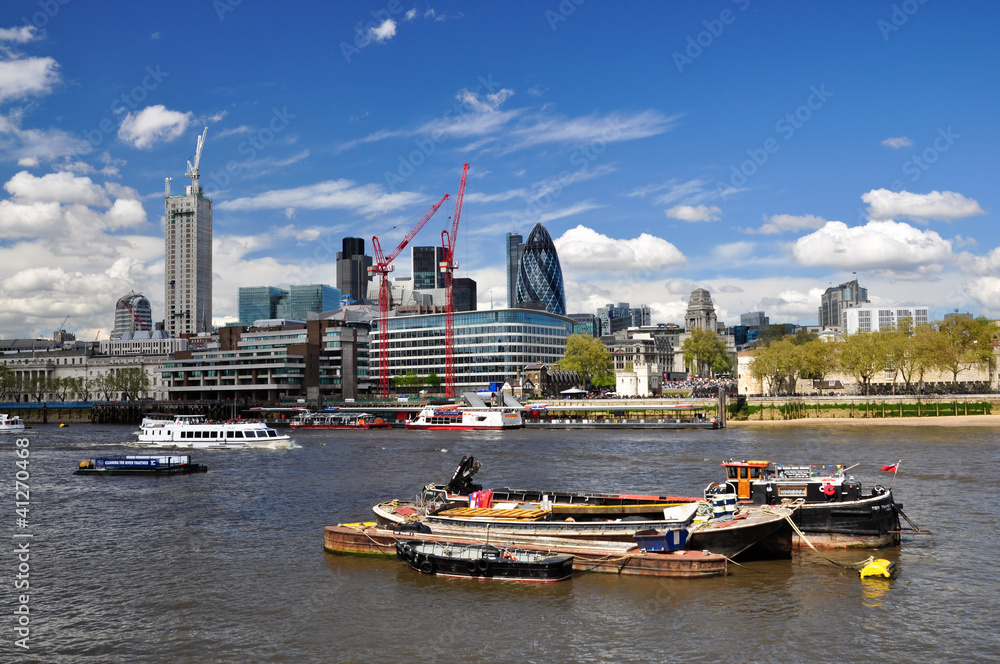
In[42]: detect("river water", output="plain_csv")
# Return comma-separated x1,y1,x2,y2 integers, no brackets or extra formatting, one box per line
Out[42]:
2,423,997,663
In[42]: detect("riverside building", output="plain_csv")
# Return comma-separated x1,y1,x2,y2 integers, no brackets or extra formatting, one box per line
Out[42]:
371,308,575,393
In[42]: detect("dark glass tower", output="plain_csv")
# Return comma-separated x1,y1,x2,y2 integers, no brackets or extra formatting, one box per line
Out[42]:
515,223,566,316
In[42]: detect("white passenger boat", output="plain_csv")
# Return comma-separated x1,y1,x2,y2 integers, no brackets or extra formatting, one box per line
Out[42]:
405,406,523,431
0,414,26,432
135,413,290,449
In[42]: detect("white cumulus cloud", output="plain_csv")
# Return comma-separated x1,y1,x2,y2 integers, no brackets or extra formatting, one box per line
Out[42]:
4,170,110,206
665,204,721,222
792,220,953,271
862,188,985,222
369,19,397,42
0,56,60,102
554,225,685,271
118,105,192,149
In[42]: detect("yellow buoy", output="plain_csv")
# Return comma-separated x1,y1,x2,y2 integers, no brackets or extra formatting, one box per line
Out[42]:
859,558,896,579
59,423,68,427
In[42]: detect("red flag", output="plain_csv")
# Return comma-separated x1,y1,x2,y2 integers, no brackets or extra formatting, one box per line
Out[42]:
880,464,898,472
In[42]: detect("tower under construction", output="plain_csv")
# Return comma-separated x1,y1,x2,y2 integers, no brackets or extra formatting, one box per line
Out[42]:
164,128,212,337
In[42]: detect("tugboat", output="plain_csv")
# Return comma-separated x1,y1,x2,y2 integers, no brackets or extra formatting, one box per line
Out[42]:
396,540,574,582
716,459,900,548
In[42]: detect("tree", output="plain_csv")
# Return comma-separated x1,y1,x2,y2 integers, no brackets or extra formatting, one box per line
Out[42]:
424,372,442,388
748,336,801,395
799,338,839,395
0,366,17,401
559,333,613,387
839,331,884,396
114,368,151,401
93,374,116,400
682,328,732,377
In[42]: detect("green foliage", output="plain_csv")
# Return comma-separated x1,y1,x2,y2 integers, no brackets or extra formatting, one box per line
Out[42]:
115,368,151,400
559,333,613,386
681,328,732,376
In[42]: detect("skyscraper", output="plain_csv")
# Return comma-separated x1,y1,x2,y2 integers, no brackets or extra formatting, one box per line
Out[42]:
336,237,373,303
516,223,566,316
411,246,444,290
238,286,287,325
165,128,212,337
505,232,523,308
111,291,153,339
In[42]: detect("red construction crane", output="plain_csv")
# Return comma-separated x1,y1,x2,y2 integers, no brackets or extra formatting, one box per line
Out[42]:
370,194,450,399
118,295,148,331
440,163,468,398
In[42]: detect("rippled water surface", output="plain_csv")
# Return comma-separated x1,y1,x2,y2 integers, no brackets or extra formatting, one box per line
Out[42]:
1,424,997,663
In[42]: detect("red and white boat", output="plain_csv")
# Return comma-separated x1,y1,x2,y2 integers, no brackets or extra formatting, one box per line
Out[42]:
405,406,523,431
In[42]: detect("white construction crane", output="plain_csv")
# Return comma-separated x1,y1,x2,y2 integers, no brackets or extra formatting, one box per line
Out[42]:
184,127,208,192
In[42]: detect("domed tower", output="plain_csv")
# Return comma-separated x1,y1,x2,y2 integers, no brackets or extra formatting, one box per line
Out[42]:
515,223,566,316
112,291,153,339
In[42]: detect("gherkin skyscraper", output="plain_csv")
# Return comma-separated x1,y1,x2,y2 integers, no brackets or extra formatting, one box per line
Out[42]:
515,223,566,316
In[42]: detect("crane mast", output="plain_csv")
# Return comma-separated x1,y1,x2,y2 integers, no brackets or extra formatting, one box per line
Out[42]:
440,163,468,398
369,194,450,399
185,127,208,193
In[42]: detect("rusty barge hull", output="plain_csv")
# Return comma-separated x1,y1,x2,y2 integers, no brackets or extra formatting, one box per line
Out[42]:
324,525,726,578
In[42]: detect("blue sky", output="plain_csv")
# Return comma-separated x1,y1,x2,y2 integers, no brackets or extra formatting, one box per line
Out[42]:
1,0,998,339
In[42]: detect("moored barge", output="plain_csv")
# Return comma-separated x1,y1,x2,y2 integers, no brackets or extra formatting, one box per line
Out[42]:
717,459,901,548
396,540,574,582
75,455,208,475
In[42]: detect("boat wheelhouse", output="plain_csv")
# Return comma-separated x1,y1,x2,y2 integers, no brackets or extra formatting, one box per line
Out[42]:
405,406,523,431
717,459,900,548
290,411,392,430
135,413,290,448
0,414,25,432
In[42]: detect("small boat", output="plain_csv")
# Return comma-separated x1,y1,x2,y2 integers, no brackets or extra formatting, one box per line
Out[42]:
0,414,26,432
395,540,574,582
135,413,290,448
290,410,392,429
405,406,523,431
74,455,208,475
717,459,901,548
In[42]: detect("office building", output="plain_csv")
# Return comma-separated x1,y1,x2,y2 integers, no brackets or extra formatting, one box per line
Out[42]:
164,129,212,337
336,237,373,303
412,246,444,290
842,306,929,335
238,286,287,326
505,232,523,308
370,308,574,393
597,303,651,336
568,313,599,337
819,279,869,328
515,223,566,316
111,291,153,339
282,284,341,320
740,311,769,327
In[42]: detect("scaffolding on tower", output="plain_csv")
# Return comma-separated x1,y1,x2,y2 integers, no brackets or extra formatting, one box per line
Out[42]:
440,163,468,398
369,194,450,399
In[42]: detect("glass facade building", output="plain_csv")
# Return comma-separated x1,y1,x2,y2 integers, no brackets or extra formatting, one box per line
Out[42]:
411,246,444,290
238,286,288,325
112,291,153,339
283,284,341,320
505,232,523,308
515,223,565,316
371,308,574,392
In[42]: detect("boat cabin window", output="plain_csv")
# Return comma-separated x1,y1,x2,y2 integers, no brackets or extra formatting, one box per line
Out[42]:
727,466,738,480
750,467,762,479
740,467,748,479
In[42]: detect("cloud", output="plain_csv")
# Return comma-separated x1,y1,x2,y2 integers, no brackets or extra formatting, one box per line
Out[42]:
535,201,604,224
0,56,60,102
217,179,426,216
404,8,417,20
118,105,193,149
881,136,913,149
338,88,676,156
792,220,953,271
555,225,685,271
4,170,110,206
0,26,39,43
17,156,38,167
962,277,1000,312
862,188,985,222
713,242,755,261
368,19,397,42
664,278,703,295
665,204,720,222
749,213,828,235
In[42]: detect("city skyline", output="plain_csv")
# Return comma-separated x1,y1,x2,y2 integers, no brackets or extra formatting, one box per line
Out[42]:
0,2,997,340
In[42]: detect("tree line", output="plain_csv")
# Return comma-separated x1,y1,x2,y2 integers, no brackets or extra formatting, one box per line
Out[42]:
748,317,999,395
0,367,152,402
